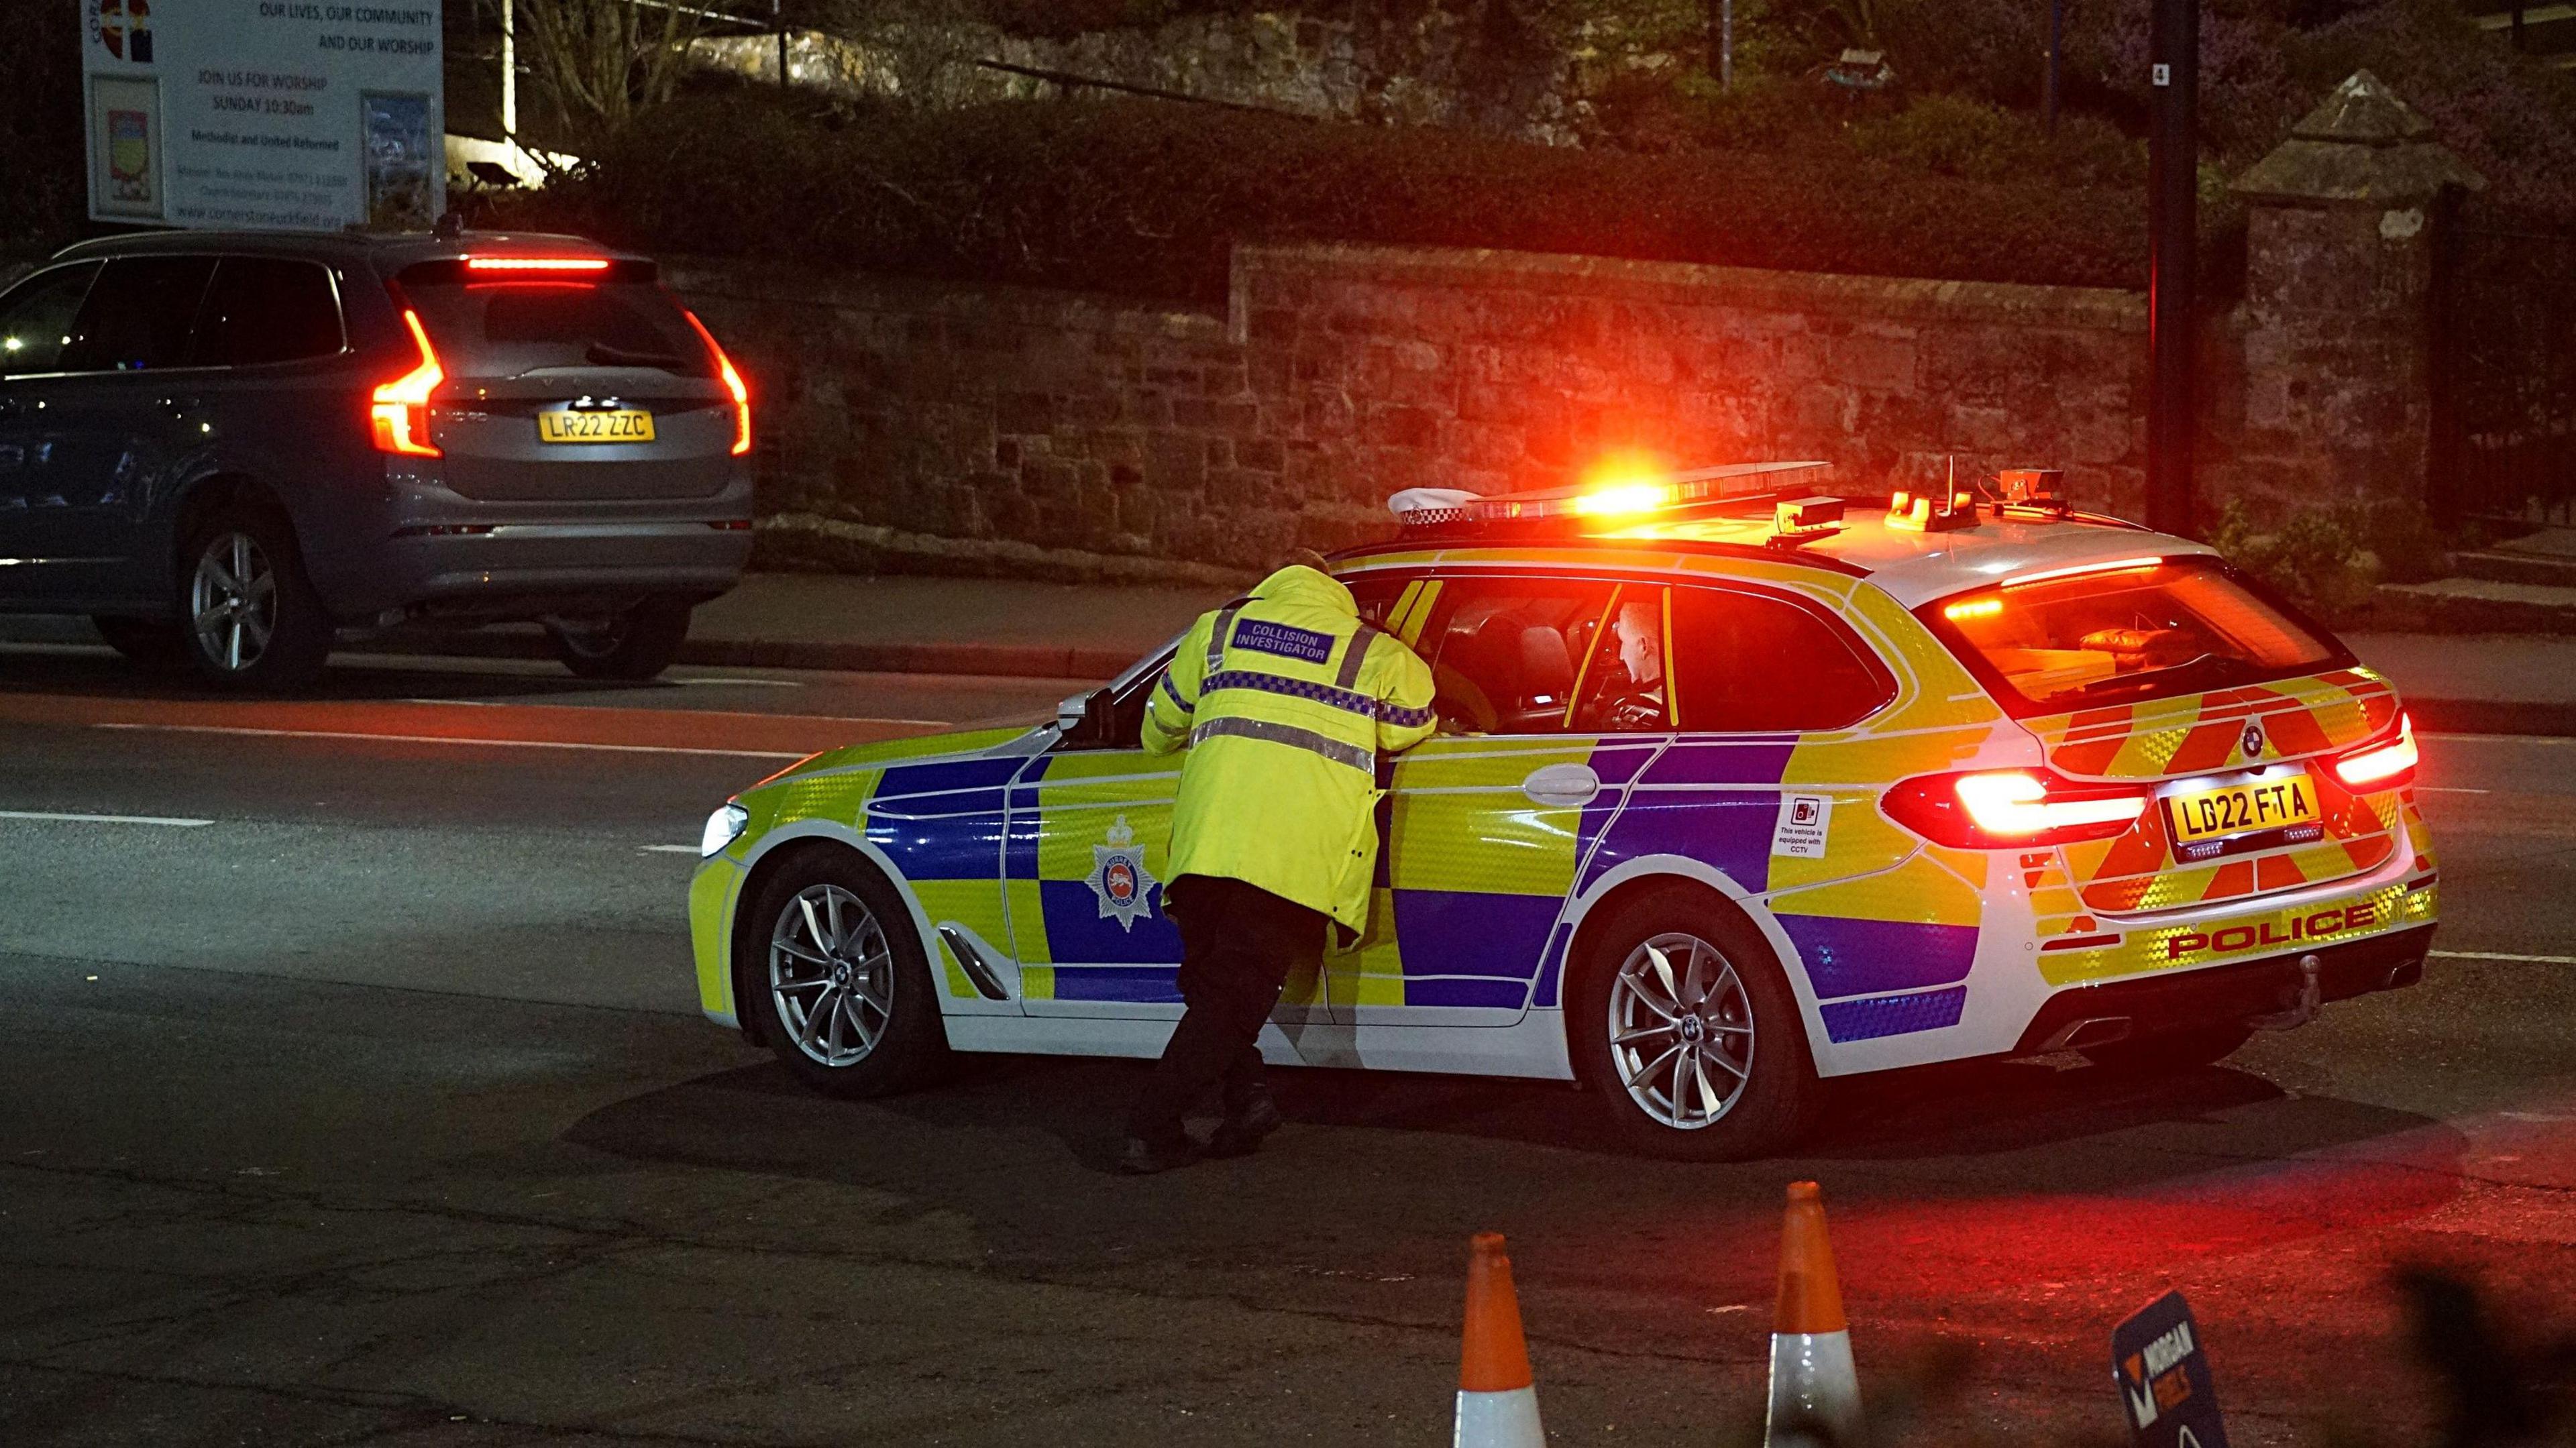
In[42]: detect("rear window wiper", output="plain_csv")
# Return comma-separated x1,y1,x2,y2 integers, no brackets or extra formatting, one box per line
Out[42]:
2045,651,2253,706
584,342,697,372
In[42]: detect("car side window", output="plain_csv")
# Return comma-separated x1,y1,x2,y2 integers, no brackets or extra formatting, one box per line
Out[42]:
1566,582,1672,732
1085,575,1413,752
1669,585,1894,732
58,256,219,374
0,263,103,378
189,258,344,367
1420,577,1670,735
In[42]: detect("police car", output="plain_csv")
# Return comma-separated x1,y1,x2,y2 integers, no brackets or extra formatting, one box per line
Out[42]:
687,463,2438,1159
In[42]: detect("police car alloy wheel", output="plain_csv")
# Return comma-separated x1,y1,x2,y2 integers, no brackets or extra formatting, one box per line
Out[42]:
771,883,894,1069
1570,884,1819,1160
742,848,949,1097
1608,931,1757,1129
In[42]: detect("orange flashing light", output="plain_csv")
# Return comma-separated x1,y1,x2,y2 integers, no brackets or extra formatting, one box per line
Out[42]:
1571,481,1672,518
2001,555,2165,590
1943,597,2004,622
370,309,444,457
465,256,611,273
683,309,753,457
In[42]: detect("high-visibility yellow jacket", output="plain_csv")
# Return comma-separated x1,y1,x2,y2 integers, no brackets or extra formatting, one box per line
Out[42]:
1143,565,1438,934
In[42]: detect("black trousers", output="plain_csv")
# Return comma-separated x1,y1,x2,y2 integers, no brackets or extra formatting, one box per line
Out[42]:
1126,874,1329,1147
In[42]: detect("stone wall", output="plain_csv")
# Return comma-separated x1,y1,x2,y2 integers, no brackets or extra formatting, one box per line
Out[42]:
674,244,2159,579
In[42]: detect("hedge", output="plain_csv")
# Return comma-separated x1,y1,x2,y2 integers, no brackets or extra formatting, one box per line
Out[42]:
502,91,2151,302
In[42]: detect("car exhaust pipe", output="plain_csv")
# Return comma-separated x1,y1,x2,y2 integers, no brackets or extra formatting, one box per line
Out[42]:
2039,1016,2135,1052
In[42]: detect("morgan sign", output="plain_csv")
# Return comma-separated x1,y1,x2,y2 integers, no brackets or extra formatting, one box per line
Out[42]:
82,0,443,231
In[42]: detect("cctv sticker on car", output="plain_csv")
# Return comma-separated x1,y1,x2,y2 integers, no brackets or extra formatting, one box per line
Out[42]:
1772,793,1833,858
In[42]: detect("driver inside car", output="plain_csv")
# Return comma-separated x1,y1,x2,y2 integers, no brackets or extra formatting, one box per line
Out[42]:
1572,594,1667,732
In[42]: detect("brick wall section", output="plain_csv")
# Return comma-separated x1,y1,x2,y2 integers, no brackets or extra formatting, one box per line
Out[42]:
1228,244,2151,531
671,245,2161,576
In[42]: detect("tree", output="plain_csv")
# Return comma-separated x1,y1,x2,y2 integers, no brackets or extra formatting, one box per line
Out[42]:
506,0,722,144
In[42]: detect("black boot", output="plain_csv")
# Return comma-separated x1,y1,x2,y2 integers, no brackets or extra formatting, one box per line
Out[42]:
1205,1093,1283,1159
1117,1133,1198,1175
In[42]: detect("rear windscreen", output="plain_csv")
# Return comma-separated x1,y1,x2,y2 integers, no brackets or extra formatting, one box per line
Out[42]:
1921,557,2347,716
399,274,711,379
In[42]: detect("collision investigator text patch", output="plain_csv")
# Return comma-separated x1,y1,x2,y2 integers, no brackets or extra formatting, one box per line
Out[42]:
1230,618,1336,665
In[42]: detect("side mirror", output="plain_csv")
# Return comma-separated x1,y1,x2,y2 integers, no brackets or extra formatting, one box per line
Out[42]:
1056,691,1091,736
1053,687,1114,748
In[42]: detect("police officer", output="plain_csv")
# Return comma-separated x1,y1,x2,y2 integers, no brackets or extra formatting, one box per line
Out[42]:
1121,553,1438,1173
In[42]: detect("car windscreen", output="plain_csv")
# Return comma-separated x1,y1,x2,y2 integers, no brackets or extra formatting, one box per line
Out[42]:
396,262,711,380
1919,557,2349,717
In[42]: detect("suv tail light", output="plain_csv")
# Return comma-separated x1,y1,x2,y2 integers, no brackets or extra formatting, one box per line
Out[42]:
683,310,752,457
2332,712,2418,790
370,309,445,457
1884,769,2150,849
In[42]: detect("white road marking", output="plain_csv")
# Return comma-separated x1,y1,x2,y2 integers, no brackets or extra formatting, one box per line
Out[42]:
0,809,213,828
2432,950,2576,965
674,677,805,689
638,844,702,854
93,722,806,761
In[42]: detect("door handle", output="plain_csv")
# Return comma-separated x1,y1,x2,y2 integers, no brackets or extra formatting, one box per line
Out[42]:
1522,762,1601,807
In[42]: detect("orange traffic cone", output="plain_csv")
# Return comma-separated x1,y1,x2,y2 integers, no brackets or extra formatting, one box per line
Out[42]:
1454,1232,1544,1448
1764,1181,1864,1448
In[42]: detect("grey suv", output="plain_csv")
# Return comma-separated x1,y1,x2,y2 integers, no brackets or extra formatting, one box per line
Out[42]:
0,228,754,689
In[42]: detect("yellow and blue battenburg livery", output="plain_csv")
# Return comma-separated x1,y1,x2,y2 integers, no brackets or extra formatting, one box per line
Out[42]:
689,465,2439,1156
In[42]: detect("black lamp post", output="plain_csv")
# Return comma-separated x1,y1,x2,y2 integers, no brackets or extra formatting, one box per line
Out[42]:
2145,0,2199,535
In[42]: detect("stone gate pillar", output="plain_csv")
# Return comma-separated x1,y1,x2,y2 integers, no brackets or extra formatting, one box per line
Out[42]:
2225,70,2483,516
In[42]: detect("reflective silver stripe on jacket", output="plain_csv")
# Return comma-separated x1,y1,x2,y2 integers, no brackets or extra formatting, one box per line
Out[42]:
1207,605,1242,673
1188,716,1375,773
1335,623,1381,689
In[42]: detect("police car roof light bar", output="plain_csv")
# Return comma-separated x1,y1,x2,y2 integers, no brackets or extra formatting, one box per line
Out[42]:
1391,460,1833,537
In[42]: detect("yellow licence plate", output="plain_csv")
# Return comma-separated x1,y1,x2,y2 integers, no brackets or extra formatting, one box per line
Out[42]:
2165,772,2321,845
538,408,655,443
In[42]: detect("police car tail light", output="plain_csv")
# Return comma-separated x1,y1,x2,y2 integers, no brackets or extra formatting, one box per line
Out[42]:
2332,712,2418,789
684,310,753,457
1884,769,2149,848
370,309,445,458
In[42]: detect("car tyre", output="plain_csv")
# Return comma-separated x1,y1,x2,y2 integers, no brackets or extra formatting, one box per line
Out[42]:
176,507,332,692
2081,1022,2255,1076
1570,883,1819,1161
743,848,951,1099
91,616,185,671
547,596,692,681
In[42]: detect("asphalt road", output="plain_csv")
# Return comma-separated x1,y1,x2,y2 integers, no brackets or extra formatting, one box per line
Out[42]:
1,643,2571,1447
